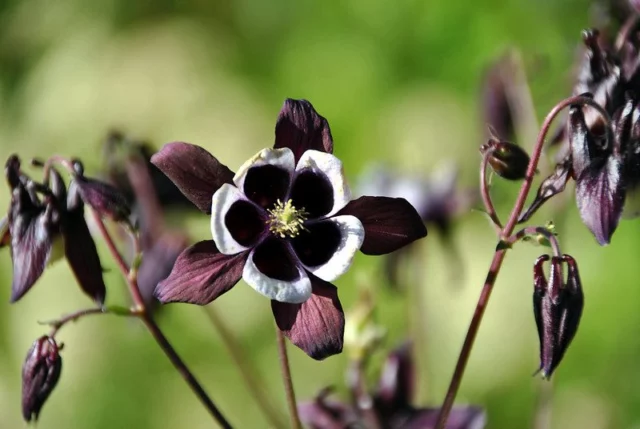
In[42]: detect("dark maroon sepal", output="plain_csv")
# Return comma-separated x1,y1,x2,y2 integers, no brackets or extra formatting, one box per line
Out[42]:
274,99,333,162
338,196,427,255
575,157,625,245
22,336,62,422
518,155,573,223
62,205,107,306
150,142,234,214
9,195,57,303
69,173,131,223
271,275,344,360
154,240,247,305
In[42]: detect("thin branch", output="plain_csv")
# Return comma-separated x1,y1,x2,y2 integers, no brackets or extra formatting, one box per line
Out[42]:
275,325,301,429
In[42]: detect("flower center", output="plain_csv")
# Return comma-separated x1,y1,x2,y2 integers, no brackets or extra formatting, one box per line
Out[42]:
267,199,308,238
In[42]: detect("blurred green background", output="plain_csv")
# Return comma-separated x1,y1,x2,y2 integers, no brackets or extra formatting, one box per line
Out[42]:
1,0,639,427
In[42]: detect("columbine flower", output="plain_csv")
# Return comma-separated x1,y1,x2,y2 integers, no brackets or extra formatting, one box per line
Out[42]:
3,156,109,304
22,336,62,422
151,99,427,359
521,25,640,244
299,343,486,428
533,254,584,379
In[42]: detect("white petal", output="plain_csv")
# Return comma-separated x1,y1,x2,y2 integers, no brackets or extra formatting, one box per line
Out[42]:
303,215,364,282
243,250,312,304
295,150,351,216
233,147,295,191
210,183,251,255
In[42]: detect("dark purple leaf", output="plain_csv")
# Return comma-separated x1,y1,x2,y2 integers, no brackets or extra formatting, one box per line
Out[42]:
274,99,333,163
22,336,62,422
150,142,234,214
272,275,344,360
337,196,427,255
154,240,247,304
575,157,625,245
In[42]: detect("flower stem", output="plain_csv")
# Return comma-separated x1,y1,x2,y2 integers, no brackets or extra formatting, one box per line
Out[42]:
275,325,301,429
43,306,134,337
505,226,562,257
480,148,503,233
204,307,287,428
435,95,610,429
91,211,233,428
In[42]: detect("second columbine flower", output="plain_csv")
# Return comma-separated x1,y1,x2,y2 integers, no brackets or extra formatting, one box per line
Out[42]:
151,99,427,359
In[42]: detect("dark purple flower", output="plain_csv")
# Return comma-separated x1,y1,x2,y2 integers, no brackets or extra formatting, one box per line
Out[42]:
3,155,107,304
299,343,486,429
533,254,584,379
22,336,62,422
480,54,518,143
152,99,427,359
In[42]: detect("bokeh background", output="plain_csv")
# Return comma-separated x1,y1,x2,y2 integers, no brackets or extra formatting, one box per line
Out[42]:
0,0,638,427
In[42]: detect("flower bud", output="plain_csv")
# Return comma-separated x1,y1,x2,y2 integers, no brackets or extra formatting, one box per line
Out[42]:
533,254,584,379
480,137,530,180
22,336,62,422
69,159,132,223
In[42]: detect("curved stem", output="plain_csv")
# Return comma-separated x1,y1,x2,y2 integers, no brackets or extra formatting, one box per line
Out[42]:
43,306,134,337
504,226,562,257
480,148,503,233
91,212,233,428
204,307,287,428
435,94,610,429
275,325,301,429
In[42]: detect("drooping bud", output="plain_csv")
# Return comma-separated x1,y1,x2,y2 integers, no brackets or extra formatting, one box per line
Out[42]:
533,255,584,379
69,160,132,223
22,336,62,422
480,136,530,180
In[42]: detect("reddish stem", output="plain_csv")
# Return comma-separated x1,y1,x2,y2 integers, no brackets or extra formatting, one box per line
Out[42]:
276,325,302,429
435,95,610,428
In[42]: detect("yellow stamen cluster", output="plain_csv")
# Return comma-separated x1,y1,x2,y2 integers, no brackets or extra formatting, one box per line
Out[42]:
267,199,308,238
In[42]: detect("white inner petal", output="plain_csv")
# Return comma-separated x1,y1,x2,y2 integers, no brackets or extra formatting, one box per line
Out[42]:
243,250,312,304
302,215,364,282
210,183,251,255
295,150,351,217
233,147,295,191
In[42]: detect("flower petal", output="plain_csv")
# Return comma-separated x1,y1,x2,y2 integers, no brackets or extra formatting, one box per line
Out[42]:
298,388,358,428
274,99,334,163
337,196,427,255
271,275,344,359
233,148,295,209
150,142,234,214
290,150,351,218
575,157,625,245
211,184,266,255
63,209,107,306
292,215,364,282
154,240,247,305
243,238,311,303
